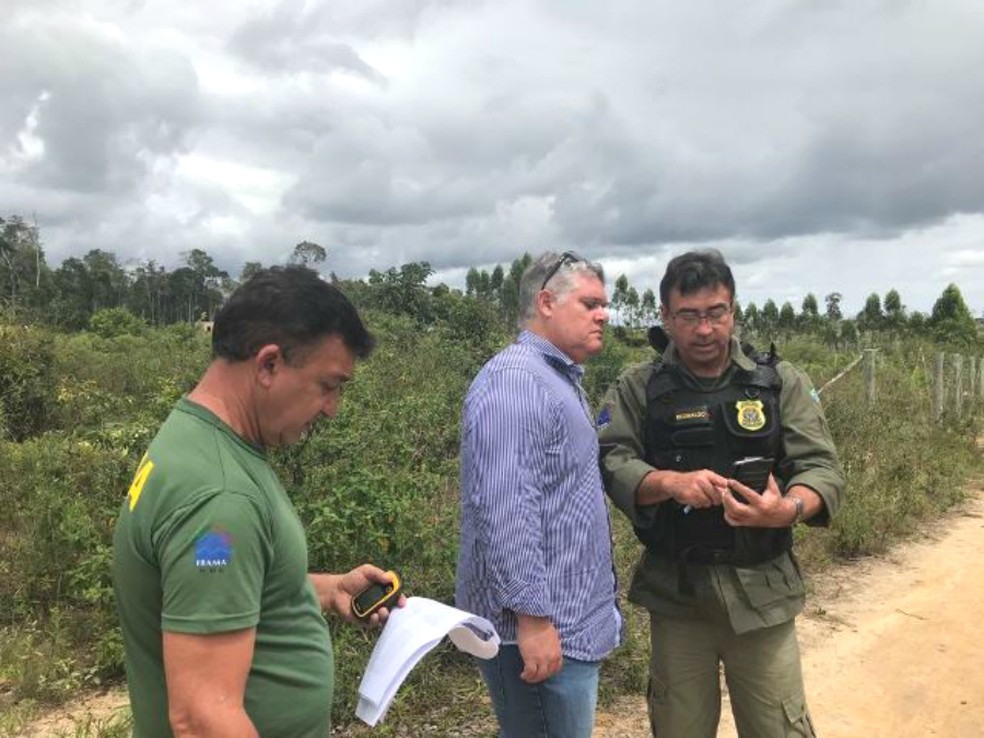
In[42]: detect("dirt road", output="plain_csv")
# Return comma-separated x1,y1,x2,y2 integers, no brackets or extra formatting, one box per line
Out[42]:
595,482,984,738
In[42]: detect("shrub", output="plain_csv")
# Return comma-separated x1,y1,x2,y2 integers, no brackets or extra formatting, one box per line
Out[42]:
0,324,57,440
0,436,134,700
88,307,147,339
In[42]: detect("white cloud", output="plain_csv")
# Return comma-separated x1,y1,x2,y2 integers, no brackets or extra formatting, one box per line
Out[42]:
1,0,982,315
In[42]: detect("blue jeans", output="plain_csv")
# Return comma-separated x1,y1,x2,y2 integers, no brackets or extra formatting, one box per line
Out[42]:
477,645,601,738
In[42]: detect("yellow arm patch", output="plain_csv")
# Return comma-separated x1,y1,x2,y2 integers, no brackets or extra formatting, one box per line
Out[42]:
127,453,155,511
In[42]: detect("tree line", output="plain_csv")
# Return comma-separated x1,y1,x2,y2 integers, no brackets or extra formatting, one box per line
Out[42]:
1,213,980,349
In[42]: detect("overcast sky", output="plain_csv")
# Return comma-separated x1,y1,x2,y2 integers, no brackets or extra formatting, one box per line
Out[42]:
2,0,983,315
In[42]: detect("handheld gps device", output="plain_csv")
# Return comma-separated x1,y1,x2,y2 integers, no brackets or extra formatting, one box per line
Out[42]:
351,570,402,620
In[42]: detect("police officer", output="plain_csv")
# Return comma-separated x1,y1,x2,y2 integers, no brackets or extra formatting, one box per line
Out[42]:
598,249,845,738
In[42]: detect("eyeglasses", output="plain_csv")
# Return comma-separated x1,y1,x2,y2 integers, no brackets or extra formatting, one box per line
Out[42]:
540,251,584,291
671,304,733,327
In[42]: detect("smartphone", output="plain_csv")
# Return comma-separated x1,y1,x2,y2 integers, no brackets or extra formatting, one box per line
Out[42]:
729,456,774,503
351,570,403,620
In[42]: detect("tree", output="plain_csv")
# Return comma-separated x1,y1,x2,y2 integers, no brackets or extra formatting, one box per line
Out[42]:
857,293,884,333
743,301,760,333
778,301,796,333
928,283,978,346
499,254,530,327
89,307,147,338
366,262,436,321
884,289,905,328
640,288,657,326
49,258,93,329
908,311,928,333
476,270,492,299
182,248,229,320
824,292,843,322
490,265,504,297
167,267,199,323
612,274,629,326
288,241,327,267
0,215,49,311
799,293,821,332
801,293,819,318
82,249,128,312
840,319,859,346
625,287,640,328
761,299,779,333
127,260,168,326
465,267,480,296
241,262,264,282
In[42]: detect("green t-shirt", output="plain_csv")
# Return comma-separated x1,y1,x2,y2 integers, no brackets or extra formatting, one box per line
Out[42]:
112,398,334,737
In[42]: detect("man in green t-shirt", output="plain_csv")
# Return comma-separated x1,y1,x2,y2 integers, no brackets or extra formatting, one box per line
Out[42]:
113,266,402,738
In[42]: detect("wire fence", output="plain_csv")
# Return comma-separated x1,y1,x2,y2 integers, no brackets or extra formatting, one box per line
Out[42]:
817,348,983,424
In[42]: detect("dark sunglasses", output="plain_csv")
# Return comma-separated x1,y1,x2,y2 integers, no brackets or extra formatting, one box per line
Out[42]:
540,251,584,291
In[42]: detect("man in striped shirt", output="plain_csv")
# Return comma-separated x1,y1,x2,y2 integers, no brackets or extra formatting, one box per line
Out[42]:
456,251,622,738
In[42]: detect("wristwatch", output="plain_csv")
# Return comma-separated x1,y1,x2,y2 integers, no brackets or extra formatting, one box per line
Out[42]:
789,496,805,526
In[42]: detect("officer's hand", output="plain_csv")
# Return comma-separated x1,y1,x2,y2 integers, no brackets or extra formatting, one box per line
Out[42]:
310,565,407,627
516,615,563,684
663,469,729,510
721,475,789,527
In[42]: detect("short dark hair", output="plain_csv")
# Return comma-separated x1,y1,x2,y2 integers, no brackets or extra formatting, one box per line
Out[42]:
659,249,735,307
212,266,374,362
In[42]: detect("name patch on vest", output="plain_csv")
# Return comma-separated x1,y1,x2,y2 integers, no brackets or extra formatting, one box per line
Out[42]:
735,399,766,430
674,406,710,423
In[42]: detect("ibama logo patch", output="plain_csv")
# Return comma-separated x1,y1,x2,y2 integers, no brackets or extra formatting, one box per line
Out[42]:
195,527,233,572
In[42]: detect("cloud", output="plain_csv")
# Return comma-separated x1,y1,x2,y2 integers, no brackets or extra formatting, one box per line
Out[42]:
228,4,385,83
2,0,983,316
0,11,202,195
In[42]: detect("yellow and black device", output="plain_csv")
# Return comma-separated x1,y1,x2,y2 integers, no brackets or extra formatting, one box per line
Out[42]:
351,570,403,620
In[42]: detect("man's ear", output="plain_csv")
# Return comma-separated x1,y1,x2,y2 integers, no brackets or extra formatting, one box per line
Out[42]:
254,344,283,389
659,305,672,337
535,289,555,318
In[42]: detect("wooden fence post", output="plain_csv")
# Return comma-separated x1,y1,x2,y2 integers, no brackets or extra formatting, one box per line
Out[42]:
864,349,877,405
971,356,978,404
933,352,945,423
954,354,963,418
977,356,984,402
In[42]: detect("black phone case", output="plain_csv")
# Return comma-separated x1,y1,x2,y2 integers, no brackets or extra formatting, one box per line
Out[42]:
731,457,773,501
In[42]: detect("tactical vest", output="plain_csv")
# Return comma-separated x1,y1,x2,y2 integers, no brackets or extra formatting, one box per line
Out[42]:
636,347,792,567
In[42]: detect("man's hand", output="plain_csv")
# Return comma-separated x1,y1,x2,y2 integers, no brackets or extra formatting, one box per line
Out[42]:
516,614,563,684
638,468,729,509
309,565,406,627
722,476,812,528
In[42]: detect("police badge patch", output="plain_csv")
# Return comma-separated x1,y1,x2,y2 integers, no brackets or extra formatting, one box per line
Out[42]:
735,399,766,430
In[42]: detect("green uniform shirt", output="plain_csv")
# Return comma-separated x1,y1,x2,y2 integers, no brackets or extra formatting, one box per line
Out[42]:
599,338,845,634
112,398,334,737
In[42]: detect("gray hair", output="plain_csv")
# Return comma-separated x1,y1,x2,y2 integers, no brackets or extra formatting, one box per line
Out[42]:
518,251,605,328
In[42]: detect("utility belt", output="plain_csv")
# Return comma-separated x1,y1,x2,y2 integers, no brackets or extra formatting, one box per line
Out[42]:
646,540,778,566
641,533,792,596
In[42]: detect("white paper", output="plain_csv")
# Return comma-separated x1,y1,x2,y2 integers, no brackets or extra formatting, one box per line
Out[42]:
355,596,500,726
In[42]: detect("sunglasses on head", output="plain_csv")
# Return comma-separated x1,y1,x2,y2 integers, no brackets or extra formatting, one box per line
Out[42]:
540,251,585,291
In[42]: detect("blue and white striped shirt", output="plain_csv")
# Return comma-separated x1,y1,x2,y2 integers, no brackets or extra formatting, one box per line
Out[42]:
455,330,621,661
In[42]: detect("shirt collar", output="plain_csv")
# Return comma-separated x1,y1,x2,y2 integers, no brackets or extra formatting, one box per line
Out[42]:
518,329,586,380
662,336,755,374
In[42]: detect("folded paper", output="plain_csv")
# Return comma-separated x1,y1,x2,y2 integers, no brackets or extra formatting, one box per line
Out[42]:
355,596,500,726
